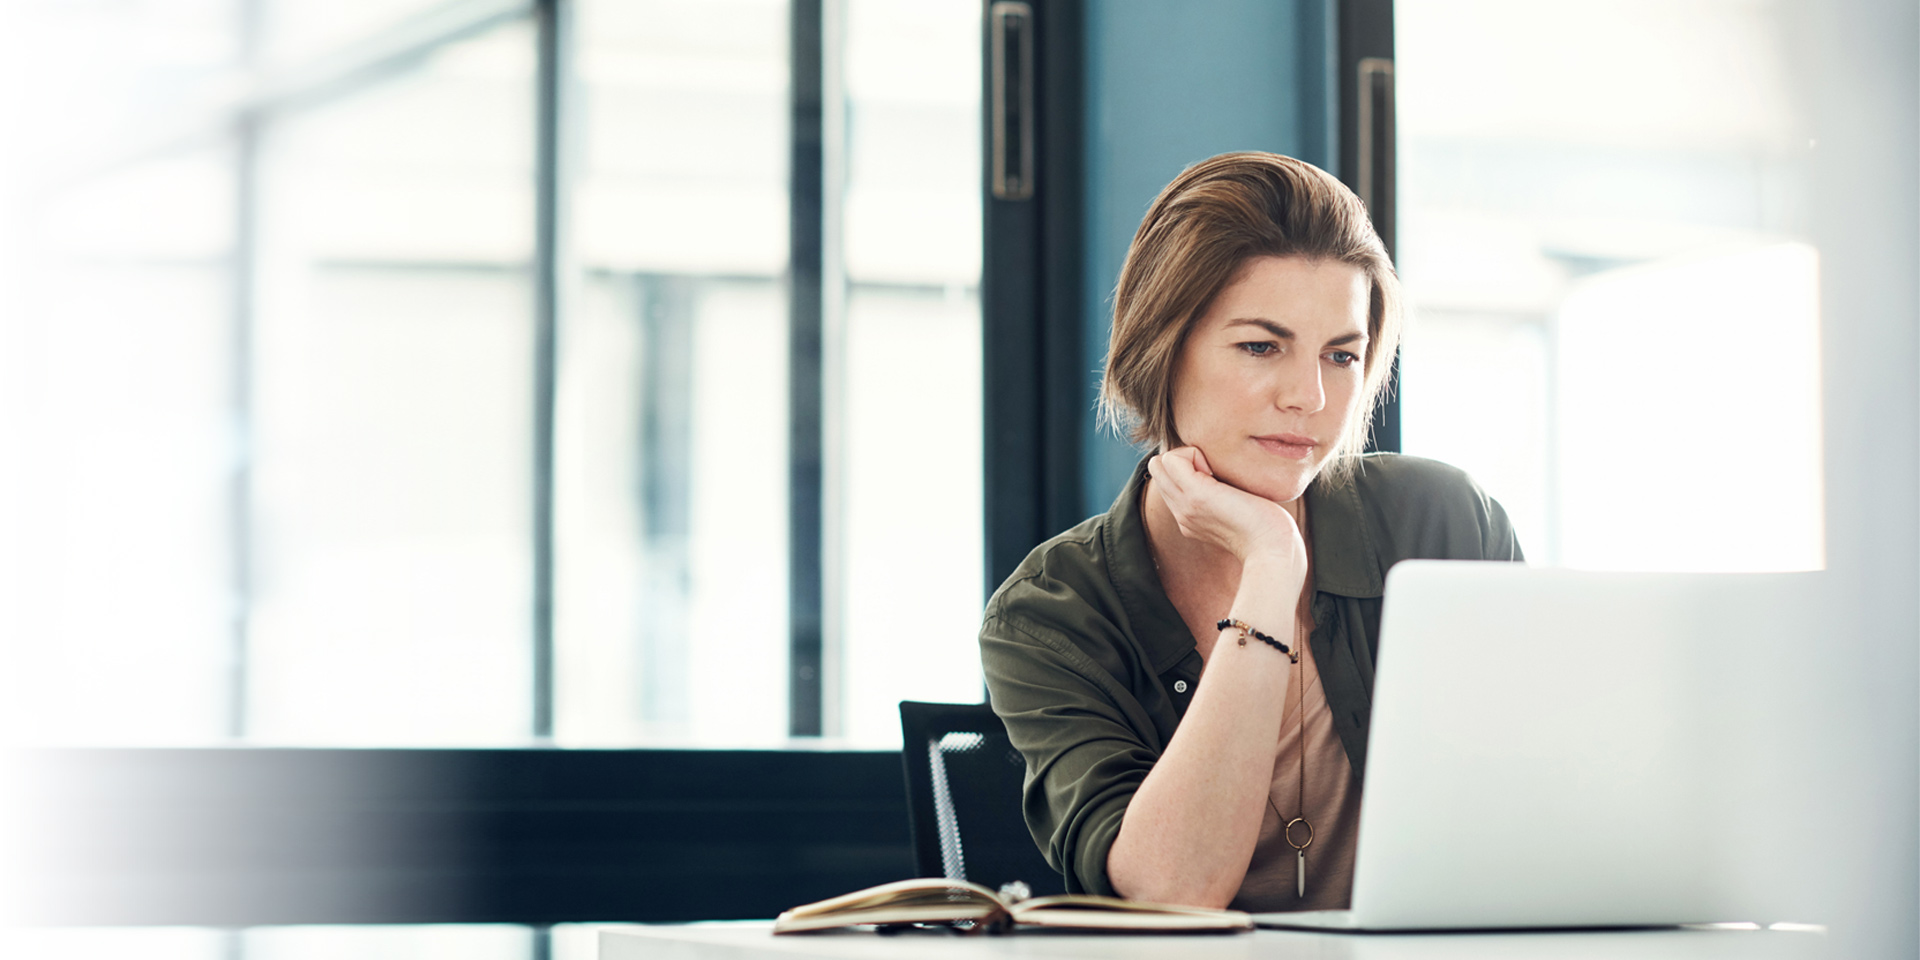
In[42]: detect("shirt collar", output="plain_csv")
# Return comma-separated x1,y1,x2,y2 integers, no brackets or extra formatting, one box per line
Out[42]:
1303,468,1386,599
1101,455,1385,673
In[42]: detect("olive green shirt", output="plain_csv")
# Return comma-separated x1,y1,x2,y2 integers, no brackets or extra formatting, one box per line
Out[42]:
979,453,1523,896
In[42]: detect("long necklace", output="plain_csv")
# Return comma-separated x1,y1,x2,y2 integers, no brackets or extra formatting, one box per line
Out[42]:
1282,503,1313,898
1283,625,1313,898
1284,508,1315,900
1267,627,1313,899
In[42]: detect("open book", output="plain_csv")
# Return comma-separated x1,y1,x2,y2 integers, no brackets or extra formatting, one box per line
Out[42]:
773,878,1254,934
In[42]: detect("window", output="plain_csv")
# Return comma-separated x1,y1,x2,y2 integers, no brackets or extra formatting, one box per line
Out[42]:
248,20,539,745
3,0,984,752
553,0,795,746
835,0,986,744
1395,0,1821,572
3,5,240,744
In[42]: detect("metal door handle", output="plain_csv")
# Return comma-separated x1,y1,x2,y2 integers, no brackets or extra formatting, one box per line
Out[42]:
1355,56,1394,224
990,1,1035,201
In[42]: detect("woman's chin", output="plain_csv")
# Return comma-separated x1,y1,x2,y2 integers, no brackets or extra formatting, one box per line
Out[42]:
1217,461,1315,504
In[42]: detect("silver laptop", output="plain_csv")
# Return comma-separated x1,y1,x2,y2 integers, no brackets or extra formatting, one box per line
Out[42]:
1258,561,1814,932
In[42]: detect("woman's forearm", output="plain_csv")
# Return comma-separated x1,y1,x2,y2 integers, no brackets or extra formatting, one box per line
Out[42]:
1104,552,1303,908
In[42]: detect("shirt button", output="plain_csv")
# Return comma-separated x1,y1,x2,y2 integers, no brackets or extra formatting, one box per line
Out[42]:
1174,680,1189,693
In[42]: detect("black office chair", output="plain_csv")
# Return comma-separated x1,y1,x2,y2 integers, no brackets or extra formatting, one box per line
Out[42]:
898,701,1067,896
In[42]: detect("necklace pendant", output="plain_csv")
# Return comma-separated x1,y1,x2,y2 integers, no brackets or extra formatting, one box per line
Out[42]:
1297,849,1307,898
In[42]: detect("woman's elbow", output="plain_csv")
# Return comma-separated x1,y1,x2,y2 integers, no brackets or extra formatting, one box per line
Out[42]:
1105,849,1238,910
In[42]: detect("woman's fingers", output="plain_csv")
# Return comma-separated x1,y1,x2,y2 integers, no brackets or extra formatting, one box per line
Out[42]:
1153,453,1218,525
1151,450,1199,498
1157,447,1208,490
1151,446,1303,563
1189,447,1214,478
1153,450,1235,536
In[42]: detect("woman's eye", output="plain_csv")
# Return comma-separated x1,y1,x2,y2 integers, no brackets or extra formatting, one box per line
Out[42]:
1327,350,1360,367
1238,341,1279,357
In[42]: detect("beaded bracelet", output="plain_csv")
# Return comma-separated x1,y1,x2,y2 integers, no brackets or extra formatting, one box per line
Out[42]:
1216,618,1297,662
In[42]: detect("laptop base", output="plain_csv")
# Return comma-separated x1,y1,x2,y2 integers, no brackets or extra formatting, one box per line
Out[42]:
1254,912,1693,934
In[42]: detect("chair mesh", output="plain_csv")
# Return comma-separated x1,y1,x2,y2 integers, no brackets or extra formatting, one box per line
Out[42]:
922,725,1061,893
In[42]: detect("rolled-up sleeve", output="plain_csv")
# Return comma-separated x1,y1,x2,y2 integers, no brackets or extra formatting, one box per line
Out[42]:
980,609,1163,896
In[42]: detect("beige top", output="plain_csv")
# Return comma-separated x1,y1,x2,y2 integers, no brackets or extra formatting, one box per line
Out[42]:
1228,635,1362,913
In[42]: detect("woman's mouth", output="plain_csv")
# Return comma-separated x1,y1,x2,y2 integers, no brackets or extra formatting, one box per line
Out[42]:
1253,434,1317,460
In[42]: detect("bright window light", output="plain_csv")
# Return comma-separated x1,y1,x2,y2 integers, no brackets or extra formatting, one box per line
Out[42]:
1556,244,1822,572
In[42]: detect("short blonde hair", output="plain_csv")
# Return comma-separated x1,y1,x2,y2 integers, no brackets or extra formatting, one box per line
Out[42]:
1097,152,1403,479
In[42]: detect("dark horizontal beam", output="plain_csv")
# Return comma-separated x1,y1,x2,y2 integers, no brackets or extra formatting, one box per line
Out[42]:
11,748,911,926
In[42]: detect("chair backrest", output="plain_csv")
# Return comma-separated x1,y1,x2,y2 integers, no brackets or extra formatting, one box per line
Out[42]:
897,701,1066,896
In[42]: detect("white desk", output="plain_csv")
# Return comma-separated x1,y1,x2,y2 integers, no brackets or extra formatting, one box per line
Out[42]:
600,921,1825,960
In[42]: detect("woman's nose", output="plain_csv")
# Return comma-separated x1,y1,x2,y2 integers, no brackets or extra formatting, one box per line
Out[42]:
1273,359,1326,414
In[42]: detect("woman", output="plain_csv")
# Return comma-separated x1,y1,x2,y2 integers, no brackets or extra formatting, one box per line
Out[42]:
980,152,1522,913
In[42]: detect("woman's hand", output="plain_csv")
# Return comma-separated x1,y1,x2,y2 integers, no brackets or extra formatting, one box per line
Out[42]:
1147,446,1307,569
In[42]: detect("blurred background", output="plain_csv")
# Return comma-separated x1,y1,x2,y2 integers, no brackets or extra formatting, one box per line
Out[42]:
0,0,986,752
0,0,1911,958
0,0,1828,748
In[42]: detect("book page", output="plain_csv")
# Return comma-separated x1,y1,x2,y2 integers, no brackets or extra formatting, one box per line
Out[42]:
1012,896,1253,931
774,902,1004,934
780,877,1003,920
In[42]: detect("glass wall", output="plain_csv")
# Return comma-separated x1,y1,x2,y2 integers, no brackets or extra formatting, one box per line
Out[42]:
551,0,985,747
5,150,238,745
552,0,793,747
247,21,539,744
836,0,985,745
1394,0,1820,572
3,0,985,752
1,0,241,745
260,0,461,66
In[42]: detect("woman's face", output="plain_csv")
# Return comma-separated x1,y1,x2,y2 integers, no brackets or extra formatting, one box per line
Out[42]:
1169,255,1371,504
